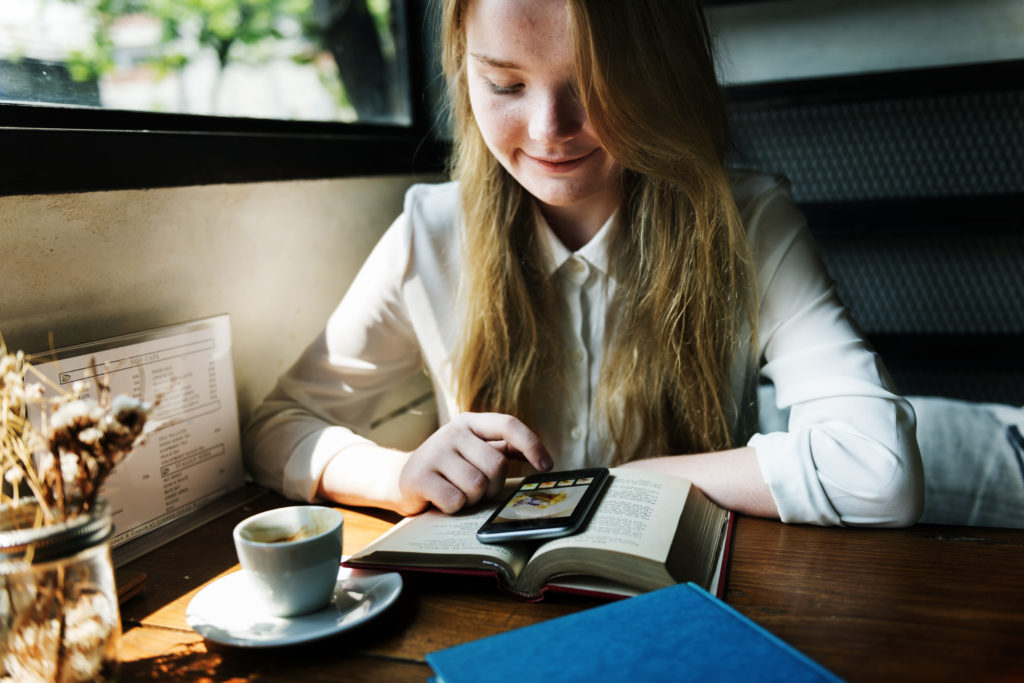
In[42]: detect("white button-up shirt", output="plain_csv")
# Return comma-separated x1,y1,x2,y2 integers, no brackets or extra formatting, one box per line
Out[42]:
533,204,615,469
244,172,924,527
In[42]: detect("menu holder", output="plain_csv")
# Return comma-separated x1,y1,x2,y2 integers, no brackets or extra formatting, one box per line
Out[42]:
28,314,265,566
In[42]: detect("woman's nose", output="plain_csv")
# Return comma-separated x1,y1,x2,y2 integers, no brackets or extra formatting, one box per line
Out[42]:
528,86,585,143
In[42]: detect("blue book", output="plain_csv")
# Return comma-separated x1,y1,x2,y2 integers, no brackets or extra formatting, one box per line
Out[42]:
426,582,842,683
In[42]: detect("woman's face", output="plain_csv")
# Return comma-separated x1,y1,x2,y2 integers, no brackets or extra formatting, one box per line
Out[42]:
464,0,621,239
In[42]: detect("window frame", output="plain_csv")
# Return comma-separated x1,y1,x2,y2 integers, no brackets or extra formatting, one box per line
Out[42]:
0,0,448,197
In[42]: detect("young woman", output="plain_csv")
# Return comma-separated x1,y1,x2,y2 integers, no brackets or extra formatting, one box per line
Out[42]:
243,0,924,527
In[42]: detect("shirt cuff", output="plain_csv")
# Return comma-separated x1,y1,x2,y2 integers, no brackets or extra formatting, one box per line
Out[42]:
749,431,841,526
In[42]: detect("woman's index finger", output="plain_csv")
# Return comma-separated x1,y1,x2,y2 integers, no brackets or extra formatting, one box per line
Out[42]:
463,413,553,471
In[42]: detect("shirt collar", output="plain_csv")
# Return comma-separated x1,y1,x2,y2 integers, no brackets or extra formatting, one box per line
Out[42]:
534,203,617,279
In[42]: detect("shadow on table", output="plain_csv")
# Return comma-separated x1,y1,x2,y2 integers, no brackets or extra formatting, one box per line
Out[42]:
121,584,422,682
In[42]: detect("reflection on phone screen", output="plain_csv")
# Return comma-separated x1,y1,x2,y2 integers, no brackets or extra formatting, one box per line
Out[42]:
491,478,594,522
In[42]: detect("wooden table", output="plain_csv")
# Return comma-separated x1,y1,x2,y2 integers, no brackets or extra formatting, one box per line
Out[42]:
117,491,1024,681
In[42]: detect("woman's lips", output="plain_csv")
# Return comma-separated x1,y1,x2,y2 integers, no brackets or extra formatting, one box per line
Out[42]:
523,149,596,173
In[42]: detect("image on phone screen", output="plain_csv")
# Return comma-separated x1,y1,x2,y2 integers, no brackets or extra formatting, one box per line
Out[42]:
493,477,595,522
476,468,609,543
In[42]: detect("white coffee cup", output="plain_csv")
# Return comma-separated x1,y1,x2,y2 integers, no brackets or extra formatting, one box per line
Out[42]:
232,505,344,618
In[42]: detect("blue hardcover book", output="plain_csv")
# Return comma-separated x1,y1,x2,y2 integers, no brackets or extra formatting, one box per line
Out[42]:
426,582,842,683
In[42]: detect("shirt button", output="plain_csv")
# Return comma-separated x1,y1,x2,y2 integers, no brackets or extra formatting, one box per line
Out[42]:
570,258,586,273
573,348,586,363
570,425,583,440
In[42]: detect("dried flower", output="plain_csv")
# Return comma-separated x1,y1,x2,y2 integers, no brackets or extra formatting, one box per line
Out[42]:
4,467,23,486
2,333,150,683
2,333,153,524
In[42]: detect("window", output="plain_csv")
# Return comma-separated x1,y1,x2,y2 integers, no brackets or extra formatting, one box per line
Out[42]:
1,0,413,124
0,0,447,195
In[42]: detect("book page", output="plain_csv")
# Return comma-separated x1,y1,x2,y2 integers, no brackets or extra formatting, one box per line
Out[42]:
530,468,688,563
349,505,530,577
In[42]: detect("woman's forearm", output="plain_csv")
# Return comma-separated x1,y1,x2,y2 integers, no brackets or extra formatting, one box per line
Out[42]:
316,443,415,514
622,446,780,519
316,412,554,517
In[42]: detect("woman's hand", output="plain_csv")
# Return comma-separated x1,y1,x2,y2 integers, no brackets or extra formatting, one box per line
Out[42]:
397,412,553,516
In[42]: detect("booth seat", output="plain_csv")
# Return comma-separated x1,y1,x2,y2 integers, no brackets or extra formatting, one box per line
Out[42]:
729,60,1024,527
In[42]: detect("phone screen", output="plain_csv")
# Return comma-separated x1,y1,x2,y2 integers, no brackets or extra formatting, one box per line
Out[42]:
476,468,609,543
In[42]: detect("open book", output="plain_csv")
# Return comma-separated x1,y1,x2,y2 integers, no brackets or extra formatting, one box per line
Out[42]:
345,468,732,601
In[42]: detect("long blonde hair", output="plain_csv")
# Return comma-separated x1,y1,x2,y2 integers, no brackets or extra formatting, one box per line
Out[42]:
442,0,757,461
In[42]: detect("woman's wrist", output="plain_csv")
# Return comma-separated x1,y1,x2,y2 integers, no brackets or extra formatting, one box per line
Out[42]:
622,447,780,519
316,444,417,514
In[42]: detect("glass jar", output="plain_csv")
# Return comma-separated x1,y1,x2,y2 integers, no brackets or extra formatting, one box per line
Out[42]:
0,498,119,682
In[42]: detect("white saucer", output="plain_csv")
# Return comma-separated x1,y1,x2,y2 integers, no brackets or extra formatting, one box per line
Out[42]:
186,566,403,648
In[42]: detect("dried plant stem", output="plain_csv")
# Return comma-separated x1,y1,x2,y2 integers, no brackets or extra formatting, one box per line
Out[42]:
24,363,68,397
2,577,12,630
54,566,68,683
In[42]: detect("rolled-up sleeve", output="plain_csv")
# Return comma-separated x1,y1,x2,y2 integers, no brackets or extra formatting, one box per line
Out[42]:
243,210,423,502
744,178,924,526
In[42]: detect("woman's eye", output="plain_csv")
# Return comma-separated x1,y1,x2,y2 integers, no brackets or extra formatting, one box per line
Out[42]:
486,79,523,95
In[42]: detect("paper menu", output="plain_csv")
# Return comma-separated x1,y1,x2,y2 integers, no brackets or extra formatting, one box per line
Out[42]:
28,314,245,551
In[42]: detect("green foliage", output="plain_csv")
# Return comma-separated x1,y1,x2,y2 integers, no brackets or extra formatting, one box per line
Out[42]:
58,0,318,78
43,0,405,118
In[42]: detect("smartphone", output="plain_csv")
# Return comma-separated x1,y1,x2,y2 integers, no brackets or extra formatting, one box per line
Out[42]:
476,467,610,544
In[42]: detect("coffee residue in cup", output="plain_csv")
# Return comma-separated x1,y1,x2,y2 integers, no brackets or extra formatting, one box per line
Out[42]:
247,523,319,544
265,526,318,543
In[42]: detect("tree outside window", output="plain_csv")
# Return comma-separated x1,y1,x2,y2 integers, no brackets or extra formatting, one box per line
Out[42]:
0,0,410,124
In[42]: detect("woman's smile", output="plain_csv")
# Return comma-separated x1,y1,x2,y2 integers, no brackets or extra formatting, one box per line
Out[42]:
521,148,598,173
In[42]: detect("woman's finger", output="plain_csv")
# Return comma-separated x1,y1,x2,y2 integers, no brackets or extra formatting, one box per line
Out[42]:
449,436,510,502
457,413,553,472
400,413,552,514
